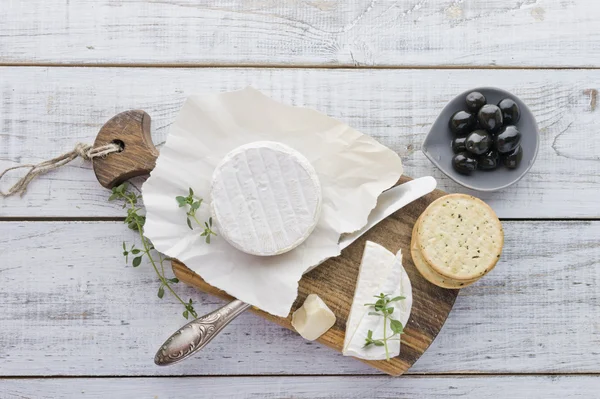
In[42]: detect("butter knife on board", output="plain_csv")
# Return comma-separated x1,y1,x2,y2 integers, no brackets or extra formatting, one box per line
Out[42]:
154,176,437,366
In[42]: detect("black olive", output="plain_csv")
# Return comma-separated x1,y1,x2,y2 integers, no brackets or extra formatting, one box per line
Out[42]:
477,104,503,133
452,152,478,175
465,129,492,155
478,149,499,170
495,125,522,153
503,145,523,169
465,91,487,113
498,98,521,125
449,110,476,136
452,137,467,153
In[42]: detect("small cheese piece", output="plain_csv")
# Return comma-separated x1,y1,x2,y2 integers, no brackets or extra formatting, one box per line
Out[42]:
211,141,322,256
291,294,336,341
342,241,413,360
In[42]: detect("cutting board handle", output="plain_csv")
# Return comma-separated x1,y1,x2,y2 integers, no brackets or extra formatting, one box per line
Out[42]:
92,110,159,189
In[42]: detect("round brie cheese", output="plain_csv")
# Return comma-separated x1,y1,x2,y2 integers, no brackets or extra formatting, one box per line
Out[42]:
210,141,322,256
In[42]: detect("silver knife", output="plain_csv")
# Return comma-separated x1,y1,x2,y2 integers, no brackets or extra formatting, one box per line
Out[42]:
154,176,437,366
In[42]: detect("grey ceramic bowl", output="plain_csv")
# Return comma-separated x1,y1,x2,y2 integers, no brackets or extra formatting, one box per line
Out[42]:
422,87,539,192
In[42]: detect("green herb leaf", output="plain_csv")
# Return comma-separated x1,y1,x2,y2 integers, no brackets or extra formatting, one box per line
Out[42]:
368,312,380,316
372,340,385,347
390,296,406,302
116,183,128,193
189,187,194,196
390,319,404,334
169,278,179,284
186,217,193,230
131,249,141,255
183,310,189,319
132,256,143,267
157,286,165,299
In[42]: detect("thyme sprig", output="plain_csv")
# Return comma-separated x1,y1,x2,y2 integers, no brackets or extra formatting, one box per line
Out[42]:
110,183,211,319
176,187,217,243
363,293,406,361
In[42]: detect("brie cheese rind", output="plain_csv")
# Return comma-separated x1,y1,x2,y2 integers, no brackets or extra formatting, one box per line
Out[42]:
211,141,322,257
142,88,403,317
343,241,413,360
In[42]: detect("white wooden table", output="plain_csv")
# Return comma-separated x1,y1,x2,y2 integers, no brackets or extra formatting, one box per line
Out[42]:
1,1,599,397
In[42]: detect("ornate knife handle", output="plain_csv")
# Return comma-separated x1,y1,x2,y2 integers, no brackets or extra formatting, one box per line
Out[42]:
154,299,251,366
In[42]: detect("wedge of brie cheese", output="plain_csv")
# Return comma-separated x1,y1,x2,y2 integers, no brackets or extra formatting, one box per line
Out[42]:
210,141,322,256
342,241,413,360
291,294,336,341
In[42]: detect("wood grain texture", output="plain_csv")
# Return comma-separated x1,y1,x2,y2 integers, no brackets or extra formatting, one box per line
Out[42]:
2,376,600,399
172,176,457,376
0,221,599,376
1,67,599,218
0,0,599,67
92,110,158,189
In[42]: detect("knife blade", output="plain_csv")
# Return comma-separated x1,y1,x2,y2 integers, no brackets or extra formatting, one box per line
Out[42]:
339,176,437,250
304,176,436,273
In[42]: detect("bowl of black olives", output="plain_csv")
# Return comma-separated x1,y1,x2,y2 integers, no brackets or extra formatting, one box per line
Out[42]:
422,87,539,191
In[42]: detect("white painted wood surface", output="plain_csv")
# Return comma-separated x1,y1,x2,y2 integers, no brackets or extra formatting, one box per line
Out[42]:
1,0,599,396
1,0,599,67
0,221,598,376
2,376,600,399
1,67,599,218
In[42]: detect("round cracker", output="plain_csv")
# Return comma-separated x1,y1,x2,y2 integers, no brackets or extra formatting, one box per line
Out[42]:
410,217,478,289
416,194,503,281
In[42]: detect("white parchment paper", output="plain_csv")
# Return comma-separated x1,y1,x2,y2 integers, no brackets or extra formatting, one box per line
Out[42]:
142,88,403,317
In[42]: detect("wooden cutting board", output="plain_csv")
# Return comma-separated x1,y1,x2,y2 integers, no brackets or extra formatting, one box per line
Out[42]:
92,110,459,376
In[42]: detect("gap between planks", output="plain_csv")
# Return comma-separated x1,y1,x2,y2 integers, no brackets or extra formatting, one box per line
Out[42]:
0,63,600,70
1,217,599,222
1,372,600,380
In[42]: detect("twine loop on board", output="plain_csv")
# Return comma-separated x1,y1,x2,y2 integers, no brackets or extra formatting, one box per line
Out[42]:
0,142,122,197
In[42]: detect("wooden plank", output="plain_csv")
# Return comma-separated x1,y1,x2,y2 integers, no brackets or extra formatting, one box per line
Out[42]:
1,67,599,218
0,221,599,376
1,0,599,67
2,376,600,398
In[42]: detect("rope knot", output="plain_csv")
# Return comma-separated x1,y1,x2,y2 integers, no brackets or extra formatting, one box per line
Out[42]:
74,143,94,161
